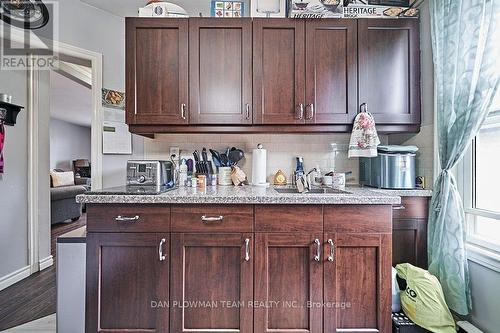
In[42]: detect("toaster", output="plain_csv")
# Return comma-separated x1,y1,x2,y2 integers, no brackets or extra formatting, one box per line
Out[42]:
127,160,174,187
359,147,416,189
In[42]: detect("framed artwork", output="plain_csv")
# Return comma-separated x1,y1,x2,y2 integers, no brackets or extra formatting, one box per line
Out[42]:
211,1,245,17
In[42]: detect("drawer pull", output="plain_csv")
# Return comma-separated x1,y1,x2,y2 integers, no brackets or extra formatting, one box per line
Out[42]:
115,215,140,222
245,238,250,262
314,239,321,262
393,205,406,210
201,215,224,223
327,239,335,262
159,238,166,262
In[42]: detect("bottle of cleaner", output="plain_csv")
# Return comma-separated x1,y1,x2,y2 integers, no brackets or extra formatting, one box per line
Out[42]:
179,159,188,187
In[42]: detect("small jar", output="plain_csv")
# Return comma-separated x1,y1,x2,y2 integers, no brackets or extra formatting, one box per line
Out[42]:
197,175,207,188
191,177,198,188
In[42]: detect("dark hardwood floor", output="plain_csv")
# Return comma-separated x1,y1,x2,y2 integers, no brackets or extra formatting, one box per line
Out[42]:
0,214,86,331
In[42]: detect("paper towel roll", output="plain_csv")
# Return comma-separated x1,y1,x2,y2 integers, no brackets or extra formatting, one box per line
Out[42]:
252,144,268,186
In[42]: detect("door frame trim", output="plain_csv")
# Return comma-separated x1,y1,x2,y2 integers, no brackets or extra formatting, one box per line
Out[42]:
17,29,103,274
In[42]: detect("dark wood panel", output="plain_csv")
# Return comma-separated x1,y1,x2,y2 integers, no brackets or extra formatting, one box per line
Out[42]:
324,233,391,333
393,218,428,268
393,196,429,219
324,205,392,233
305,19,357,124
86,204,170,233
86,233,169,333
255,233,322,333
189,18,252,125
129,123,422,135
171,205,253,232
170,233,253,333
254,205,323,232
126,18,188,125
253,19,305,124
358,18,420,125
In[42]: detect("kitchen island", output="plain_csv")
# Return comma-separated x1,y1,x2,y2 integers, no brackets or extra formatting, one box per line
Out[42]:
78,186,404,333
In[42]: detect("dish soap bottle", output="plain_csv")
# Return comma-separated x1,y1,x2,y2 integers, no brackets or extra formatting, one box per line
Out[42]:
179,159,188,187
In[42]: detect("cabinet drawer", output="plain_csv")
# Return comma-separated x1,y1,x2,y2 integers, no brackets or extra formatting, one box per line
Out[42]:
324,205,392,233
255,205,323,232
393,197,430,219
171,205,253,232
86,204,170,233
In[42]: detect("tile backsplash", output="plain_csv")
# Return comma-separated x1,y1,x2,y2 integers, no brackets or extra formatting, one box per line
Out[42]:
144,134,389,184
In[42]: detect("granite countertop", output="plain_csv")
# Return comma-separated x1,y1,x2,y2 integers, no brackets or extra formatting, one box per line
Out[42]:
365,187,432,197
77,185,402,205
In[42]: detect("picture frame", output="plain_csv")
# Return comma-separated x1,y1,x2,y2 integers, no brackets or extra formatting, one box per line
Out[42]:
211,1,245,18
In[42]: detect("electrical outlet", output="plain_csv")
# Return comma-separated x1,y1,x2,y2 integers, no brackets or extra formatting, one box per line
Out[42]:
170,147,180,161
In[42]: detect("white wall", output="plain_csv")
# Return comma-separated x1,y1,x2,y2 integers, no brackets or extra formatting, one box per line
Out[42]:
50,118,91,170
0,71,29,279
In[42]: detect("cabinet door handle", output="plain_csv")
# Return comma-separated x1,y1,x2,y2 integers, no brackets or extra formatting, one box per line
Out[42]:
159,238,166,262
314,239,321,262
296,103,304,120
393,205,406,210
245,103,251,120
327,239,335,262
115,215,140,222
181,103,187,120
245,238,250,262
201,215,224,223
306,103,314,120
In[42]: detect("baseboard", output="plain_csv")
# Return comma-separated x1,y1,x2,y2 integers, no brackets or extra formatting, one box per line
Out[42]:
457,321,484,333
39,255,54,271
0,265,31,291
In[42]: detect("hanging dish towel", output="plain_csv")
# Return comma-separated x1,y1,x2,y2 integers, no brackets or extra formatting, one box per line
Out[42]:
348,111,380,158
0,123,4,173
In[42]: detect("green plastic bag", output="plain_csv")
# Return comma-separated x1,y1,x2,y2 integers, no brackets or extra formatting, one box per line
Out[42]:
396,263,456,333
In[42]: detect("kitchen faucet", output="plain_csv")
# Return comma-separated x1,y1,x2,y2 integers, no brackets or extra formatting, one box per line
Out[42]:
295,167,318,193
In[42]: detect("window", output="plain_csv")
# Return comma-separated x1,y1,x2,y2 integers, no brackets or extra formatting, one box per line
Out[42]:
460,90,500,267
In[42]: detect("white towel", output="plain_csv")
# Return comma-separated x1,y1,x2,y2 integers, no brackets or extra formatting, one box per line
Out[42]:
348,111,380,158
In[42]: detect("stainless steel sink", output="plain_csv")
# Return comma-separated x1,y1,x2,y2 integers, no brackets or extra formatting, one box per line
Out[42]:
274,187,351,194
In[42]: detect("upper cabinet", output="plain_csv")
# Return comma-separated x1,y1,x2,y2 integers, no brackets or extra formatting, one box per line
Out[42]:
189,18,253,125
305,19,358,124
253,19,305,125
126,18,189,125
358,19,421,125
125,18,421,133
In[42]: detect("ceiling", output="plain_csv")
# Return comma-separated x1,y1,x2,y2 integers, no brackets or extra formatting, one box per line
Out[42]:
79,0,225,17
50,70,92,127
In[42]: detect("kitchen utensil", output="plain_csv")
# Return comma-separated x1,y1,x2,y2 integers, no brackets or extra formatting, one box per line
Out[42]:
220,153,229,167
193,150,203,174
209,149,222,167
228,148,245,166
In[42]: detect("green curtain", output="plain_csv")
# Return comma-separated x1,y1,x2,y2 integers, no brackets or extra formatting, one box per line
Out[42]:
429,0,500,315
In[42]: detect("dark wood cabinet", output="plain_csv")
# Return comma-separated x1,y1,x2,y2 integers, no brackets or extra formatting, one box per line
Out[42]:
126,18,188,125
189,18,253,125
324,233,392,333
305,19,358,124
358,19,420,125
253,19,306,125
86,233,169,333
392,197,429,268
126,18,421,134
255,233,323,333
170,233,253,333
